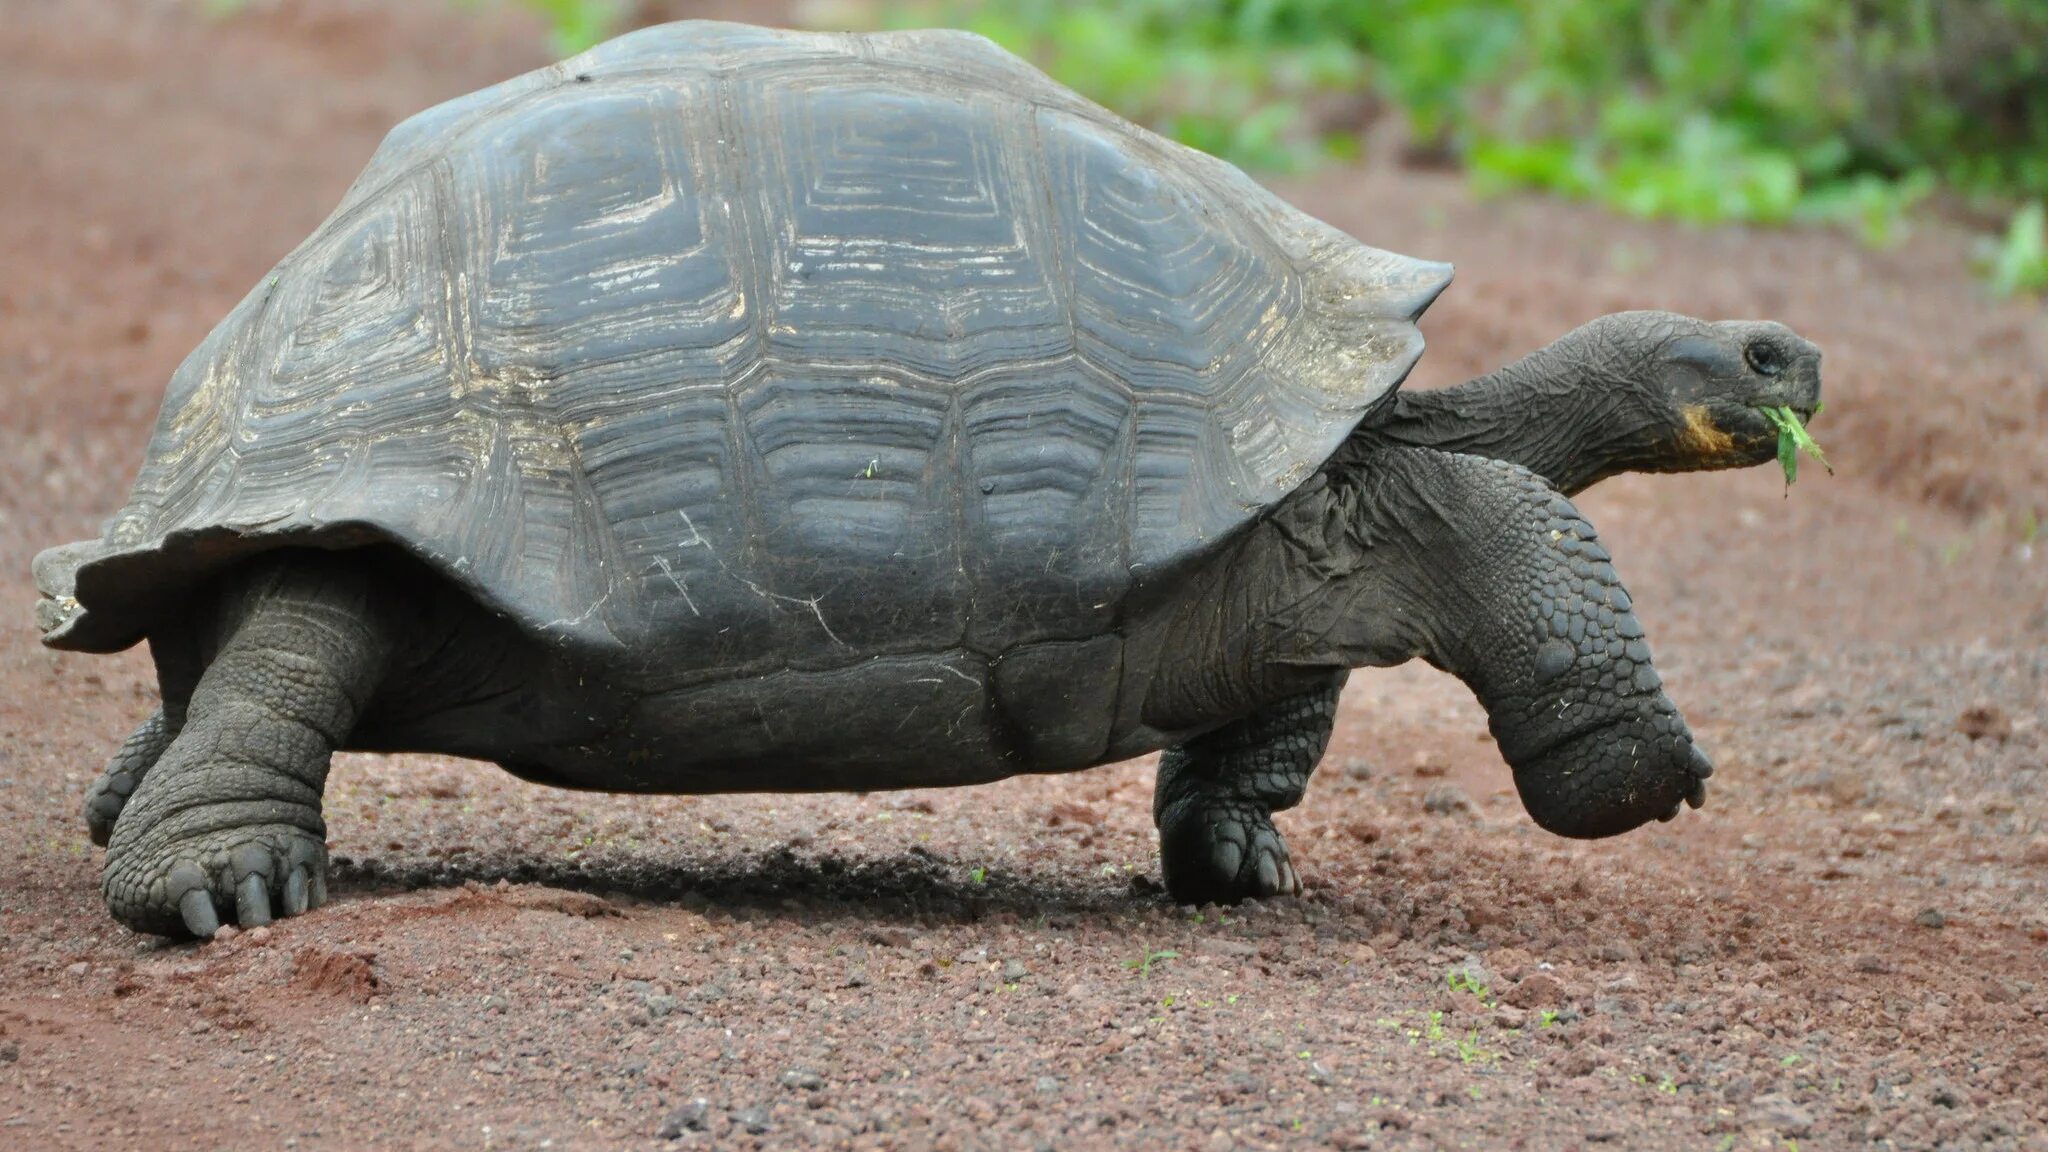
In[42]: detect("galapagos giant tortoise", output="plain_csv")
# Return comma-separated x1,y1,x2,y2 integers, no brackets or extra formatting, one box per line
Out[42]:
34,22,1822,938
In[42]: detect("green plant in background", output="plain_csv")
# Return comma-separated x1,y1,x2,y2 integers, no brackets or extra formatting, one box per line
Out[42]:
895,0,1369,172
518,0,621,55
886,0,2048,280
1980,202,2048,298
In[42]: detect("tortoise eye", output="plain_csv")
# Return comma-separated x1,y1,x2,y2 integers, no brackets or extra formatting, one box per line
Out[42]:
1744,341,1785,377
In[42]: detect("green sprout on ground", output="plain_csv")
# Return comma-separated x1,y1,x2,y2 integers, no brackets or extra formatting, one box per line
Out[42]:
1456,1029,1495,1065
1124,948,1179,978
1537,1009,1560,1028
1758,403,1830,487
967,866,986,885
1446,968,1493,1005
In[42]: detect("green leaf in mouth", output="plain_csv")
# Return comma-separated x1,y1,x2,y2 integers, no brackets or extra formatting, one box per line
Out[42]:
1758,403,1830,487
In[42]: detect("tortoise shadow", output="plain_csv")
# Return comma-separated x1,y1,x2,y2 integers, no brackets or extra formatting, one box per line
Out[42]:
327,843,1166,927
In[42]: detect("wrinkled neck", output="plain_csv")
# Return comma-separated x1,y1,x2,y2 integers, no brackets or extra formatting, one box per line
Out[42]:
1354,346,1658,497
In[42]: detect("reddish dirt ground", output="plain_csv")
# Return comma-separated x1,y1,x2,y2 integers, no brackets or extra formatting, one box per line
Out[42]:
3,3,2045,1149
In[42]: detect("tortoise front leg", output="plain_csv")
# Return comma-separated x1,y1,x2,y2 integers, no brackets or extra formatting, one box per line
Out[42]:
1152,672,1346,905
101,556,397,938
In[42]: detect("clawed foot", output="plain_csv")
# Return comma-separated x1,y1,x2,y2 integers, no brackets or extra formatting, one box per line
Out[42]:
109,829,329,938
1156,794,1301,905
105,815,330,939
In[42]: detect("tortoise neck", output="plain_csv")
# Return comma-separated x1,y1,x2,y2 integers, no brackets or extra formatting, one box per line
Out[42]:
1353,346,1661,497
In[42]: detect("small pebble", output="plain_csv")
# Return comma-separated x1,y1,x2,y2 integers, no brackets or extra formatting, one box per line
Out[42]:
734,1105,771,1134
1913,908,1946,929
1422,785,1473,816
779,1068,823,1091
655,1098,709,1138
1001,960,1028,982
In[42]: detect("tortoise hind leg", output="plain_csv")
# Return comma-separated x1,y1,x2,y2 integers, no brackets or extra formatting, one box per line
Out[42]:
101,555,398,937
1152,673,1345,905
83,706,184,847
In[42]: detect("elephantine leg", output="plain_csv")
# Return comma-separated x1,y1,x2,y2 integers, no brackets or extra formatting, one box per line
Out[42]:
83,706,184,847
1153,673,1345,905
101,556,396,938
1331,448,1712,837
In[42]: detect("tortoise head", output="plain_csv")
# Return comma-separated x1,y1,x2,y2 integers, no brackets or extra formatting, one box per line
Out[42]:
1595,312,1824,474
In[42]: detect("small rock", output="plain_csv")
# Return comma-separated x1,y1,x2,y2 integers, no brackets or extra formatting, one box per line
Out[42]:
779,1069,824,1091
65,962,89,978
1340,758,1373,780
1307,1060,1334,1085
1492,1005,1529,1030
863,927,910,948
0,1041,18,1064
1956,705,2011,741
1034,1075,1061,1094
734,1105,772,1134
1749,1094,1814,1138
843,968,868,988
644,994,678,1018
1412,751,1446,777
1422,785,1473,816
1505,972,1566,1008
1852,954,1892,974
1001,960,1028,982
689,983,727,1002
244,927,271,946
212,925,240,944
1913,908,1946,930
656,1098,709,1138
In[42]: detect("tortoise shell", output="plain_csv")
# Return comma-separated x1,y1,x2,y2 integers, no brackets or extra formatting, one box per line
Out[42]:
43,21,1450,683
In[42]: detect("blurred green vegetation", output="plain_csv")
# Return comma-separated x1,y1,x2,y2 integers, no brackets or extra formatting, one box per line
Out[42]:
888,0,2048,292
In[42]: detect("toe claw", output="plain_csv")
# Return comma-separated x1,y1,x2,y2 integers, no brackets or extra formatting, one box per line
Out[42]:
236,873,272,927
180,889,220,938
1255,851,1282,895
283,867,309,916
309,870,328,909
1213,838,1244,882
1687,777,1708,809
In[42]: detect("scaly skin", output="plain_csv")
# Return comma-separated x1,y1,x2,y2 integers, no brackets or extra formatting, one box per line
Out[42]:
1346,312,1823,497
1147,447,1712,901
83,706,181,848
1153,673,1346,905
100,557,397,937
